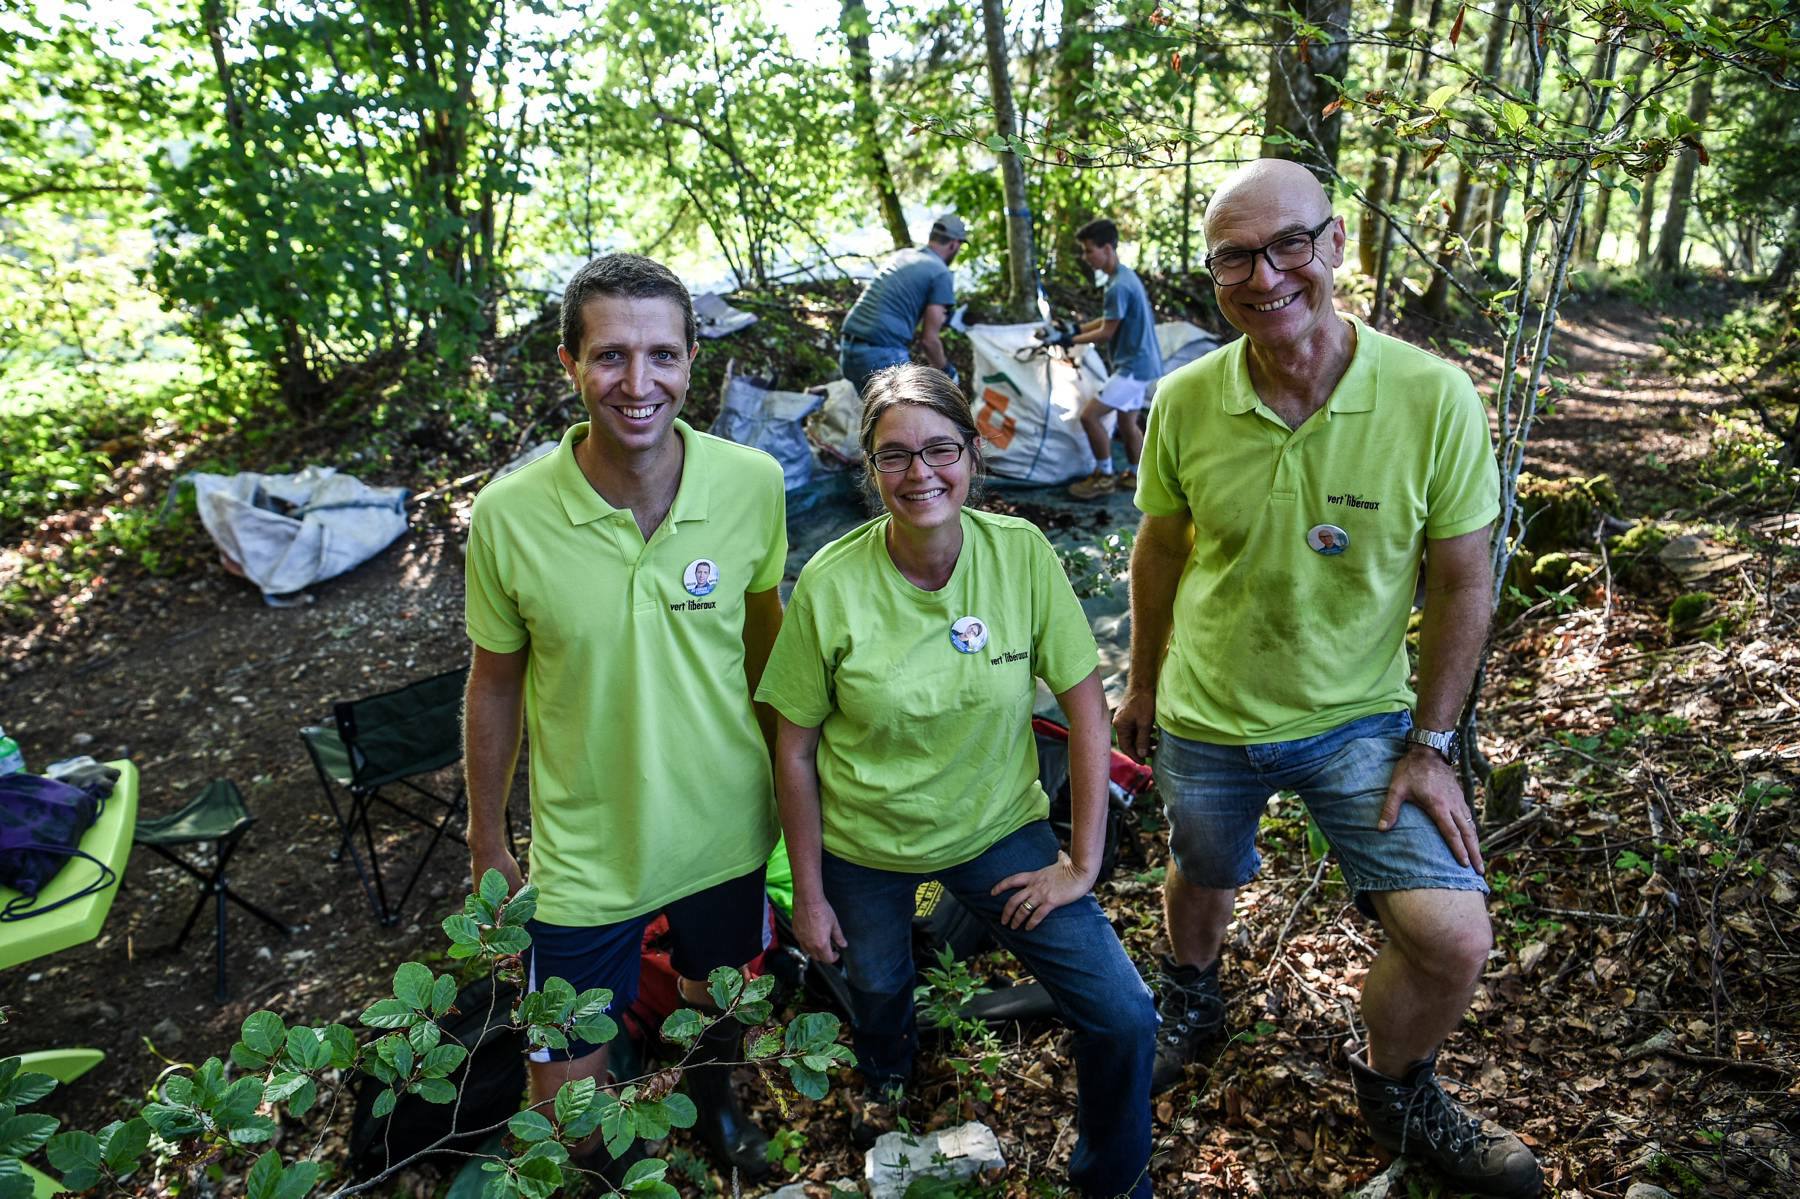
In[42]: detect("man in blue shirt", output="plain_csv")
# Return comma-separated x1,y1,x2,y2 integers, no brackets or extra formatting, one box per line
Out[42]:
839,214,966,393
1049,219,1163,499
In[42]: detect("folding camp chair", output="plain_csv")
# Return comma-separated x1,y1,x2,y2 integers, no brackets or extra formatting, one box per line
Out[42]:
300,666,468,925
134,779,292,1002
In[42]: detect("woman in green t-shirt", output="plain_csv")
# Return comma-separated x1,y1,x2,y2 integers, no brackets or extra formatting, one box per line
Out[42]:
757,364,1154,1199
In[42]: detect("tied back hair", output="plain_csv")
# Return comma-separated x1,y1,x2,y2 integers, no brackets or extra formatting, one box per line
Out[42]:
856,363,987,509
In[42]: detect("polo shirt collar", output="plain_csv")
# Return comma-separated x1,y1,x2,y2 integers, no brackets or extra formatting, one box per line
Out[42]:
553,418,712,526
1221,312,1377,419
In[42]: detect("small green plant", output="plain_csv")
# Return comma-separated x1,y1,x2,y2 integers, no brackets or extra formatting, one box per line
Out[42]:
1667,591,1716,639
1057,527,1135,599
765,1127,807,1176
915,947,1004,1108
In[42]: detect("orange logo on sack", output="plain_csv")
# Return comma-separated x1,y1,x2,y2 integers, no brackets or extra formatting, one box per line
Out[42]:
976,388,1017,449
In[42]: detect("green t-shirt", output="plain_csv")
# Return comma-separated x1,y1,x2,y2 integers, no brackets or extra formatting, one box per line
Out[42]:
756,509,1098,873
464,420,787,925
1135,316,1499,745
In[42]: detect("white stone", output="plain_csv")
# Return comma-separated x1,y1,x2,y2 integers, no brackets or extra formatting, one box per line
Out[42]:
864,1121,1004,1199
1624,1185,1674,1199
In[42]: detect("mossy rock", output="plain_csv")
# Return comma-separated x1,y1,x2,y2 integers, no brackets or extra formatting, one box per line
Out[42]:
1517,473,1619,551
1530,551,1595,590
1667,590,1715,639
1608,519,1672,586
1485,760,1530,825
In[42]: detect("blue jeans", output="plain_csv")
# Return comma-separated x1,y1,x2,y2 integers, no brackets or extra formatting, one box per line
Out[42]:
821,821,1155,1199
839,339,910,395
1155,711,1489,917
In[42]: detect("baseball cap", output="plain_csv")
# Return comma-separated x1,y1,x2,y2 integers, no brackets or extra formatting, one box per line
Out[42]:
930,213,969,242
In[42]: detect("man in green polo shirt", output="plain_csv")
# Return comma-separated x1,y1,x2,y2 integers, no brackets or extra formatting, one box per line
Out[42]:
1114,160,1540,1198
463,253,784,1183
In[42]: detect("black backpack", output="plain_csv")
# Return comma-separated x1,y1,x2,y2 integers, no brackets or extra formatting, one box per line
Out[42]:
348,975,526,1179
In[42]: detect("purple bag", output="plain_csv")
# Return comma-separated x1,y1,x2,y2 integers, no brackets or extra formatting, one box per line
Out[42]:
0,773,114,920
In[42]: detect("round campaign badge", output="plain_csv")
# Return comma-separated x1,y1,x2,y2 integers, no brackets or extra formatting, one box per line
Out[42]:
949,615,990,655
1307,524,1349,556
683,558,719,597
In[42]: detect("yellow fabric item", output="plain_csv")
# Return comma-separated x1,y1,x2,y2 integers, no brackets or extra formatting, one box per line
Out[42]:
465,421,786,924
1135,316,1499,744
758,509,1098,872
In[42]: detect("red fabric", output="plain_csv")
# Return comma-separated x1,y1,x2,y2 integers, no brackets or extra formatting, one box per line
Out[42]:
1031,715,1154,799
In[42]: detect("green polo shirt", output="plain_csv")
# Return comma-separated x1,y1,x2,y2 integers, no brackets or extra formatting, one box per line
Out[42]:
1136,316,1498,745
464,420,786,925
756,509,1098,873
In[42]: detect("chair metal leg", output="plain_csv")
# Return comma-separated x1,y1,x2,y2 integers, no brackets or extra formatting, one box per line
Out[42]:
392,785,465,916
215,877,229,1003
358,795,396,925
171,883,212,951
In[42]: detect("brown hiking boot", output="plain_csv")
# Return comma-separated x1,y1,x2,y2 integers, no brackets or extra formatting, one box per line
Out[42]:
1349,1050,1541,1198
1068,470,1118,500
1150,955,1225,1093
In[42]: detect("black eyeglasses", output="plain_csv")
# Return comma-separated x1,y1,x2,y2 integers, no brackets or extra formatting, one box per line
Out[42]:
1204,216,1336,286
871,441,968,473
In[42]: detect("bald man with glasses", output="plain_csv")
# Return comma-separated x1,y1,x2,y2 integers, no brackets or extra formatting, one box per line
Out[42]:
1113,159,1540,1198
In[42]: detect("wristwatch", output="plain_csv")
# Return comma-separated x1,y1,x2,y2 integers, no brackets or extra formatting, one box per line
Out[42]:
1404,724,1462,766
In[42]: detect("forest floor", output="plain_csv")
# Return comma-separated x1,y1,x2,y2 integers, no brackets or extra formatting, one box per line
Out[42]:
0,280,1796,1199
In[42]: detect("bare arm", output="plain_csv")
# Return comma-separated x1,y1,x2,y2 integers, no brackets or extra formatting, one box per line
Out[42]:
992,669,1109,929
1114,511,1193,762
773,716,845,962
465,645,528,895
743,586,784,754
1378,525,1495,872
917,303,950,369
1073,317,1121,346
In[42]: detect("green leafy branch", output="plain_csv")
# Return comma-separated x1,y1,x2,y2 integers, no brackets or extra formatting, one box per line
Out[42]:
4,871,853,1199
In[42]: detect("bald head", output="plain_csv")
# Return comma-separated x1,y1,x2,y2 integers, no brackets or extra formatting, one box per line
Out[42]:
1204,159,1332,244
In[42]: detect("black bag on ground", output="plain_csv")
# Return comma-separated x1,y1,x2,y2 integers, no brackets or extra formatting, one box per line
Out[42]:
348,975,526,1179
0,773,115,919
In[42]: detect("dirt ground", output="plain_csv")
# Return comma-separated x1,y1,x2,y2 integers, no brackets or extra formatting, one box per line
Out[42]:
2,287,1796,1198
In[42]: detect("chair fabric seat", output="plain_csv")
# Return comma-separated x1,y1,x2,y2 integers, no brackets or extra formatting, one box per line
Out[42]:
300,726,353,786
136,780,253,846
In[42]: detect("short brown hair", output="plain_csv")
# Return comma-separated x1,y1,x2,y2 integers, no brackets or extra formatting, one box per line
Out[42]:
1075,218,1119,248
560,253,696,357
858,364,984,486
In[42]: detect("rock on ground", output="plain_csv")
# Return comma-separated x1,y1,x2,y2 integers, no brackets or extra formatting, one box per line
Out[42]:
864,1121,1004,1199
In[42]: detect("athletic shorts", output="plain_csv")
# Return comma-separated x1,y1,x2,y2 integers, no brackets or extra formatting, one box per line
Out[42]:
523,864,770,1062
1096,373,1151,412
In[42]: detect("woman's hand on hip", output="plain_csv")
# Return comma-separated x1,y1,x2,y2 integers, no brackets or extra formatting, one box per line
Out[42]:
992,850,1096,931
793,895,848,964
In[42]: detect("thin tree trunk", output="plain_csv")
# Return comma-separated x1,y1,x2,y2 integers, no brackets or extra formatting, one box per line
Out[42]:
1654,68,1716,273
1359,0,1418,275
1261,0,1352,170
1636,170,1659,268
1771,200,1800,287
841,0,910,250
981,0,1038,318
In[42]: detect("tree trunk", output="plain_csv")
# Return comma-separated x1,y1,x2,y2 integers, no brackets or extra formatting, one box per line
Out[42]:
1358,0,1418,275
1636,170,1659,268
1653,69,1716,274
1419,0,1512,318
1044,0,1096,290
1771,200,1800,287
981,0,1038,318
841,0,910,249
1262,0,1352,170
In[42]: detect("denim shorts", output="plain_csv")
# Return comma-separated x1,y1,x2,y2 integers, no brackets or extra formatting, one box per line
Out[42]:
1155,710,1488,916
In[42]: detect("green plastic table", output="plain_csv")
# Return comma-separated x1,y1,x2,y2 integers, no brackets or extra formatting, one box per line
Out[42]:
0,760,138,969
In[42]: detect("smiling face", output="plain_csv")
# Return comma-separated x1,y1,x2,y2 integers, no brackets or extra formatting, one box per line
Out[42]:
557,294,696,459
871,404,972,535
1204,160,1345,353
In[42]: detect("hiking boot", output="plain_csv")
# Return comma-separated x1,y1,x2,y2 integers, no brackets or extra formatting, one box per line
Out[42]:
1349,1050,1542,1199
684,1019,772,1182
848,1080,908,1150
1068,470,1118,500
1150,955,1225,1094
1117,469,1137,495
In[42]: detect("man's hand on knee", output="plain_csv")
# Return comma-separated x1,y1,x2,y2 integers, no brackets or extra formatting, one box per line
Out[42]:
1378,749,1484,875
